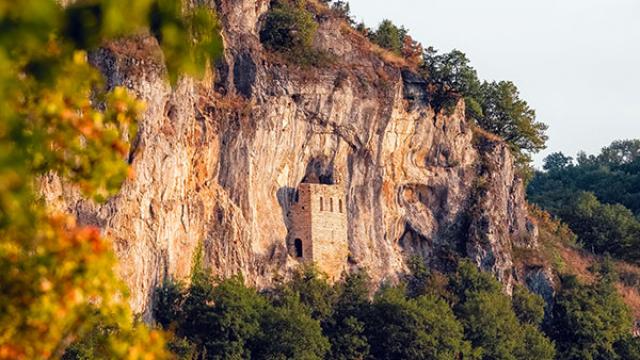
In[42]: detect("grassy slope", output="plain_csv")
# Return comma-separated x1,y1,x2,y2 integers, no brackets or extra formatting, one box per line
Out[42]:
522,206,640,319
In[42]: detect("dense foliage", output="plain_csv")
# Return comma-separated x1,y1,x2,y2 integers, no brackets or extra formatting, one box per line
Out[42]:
530,140,640,217
260,0,330,66
529,140,640,262
261,0,317,51
548,271,636,360
150,254,640,360
0,0,221,358
152,260,561,360
368,20,408,55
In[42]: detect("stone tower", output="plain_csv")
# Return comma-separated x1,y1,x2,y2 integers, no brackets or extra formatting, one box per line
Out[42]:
288,183,348,281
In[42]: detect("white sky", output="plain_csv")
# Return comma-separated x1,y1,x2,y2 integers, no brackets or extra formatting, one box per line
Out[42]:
348,0,640,167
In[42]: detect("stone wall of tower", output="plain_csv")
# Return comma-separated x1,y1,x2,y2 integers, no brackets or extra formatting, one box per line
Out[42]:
288,183,348,281
309,184,348,281
289,185,314,261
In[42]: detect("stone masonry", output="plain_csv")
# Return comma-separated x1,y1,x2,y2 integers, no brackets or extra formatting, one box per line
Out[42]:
288,183,348,281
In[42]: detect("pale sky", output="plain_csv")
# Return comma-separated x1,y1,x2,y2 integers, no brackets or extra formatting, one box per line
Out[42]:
348,0,640,167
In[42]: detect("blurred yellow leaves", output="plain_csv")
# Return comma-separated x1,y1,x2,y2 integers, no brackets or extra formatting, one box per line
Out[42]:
0,0,222,358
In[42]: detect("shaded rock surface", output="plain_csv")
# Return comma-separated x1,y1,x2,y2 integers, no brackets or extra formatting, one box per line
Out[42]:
43,0,542,315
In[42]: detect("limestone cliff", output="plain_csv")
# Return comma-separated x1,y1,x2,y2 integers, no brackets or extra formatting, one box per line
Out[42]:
42,0,545,315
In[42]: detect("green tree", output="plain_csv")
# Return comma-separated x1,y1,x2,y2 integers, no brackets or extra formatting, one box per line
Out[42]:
154,278,186,330
543,152,574,171
0,0,221,358
253,293,330,360
420,48,482,114
154,272,268,359
364,286,470,360
421,49,547,175
447,260,503,305
516,324,557,360
164,247,269,359
476,81,548,166
511,285,545,326
614,335,640,360
460,292,522,360
287,264,337,322
327,316,369,360
405,256,453,302
331,0,353,23
559,192,640,260
178,275,215,351
549,275,633,360
448,261,554,360
164,337,198,360
369,19,407,54
528,139,640,246
260,0,325,66
205,276,268,359
325,271,371,360
599,139,640,167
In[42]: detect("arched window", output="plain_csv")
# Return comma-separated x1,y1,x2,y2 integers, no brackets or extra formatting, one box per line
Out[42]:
330,198,334,212
320,197,324,211
294,239,303,258
339,199,343,213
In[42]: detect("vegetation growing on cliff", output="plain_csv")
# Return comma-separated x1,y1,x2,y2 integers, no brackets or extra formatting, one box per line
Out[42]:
0,0,221,358
265,0,547,177
261,1,318,52
260,0,331,66
419,48,548,177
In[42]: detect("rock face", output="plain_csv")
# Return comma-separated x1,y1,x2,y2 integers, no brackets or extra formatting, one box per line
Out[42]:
43,0,540,316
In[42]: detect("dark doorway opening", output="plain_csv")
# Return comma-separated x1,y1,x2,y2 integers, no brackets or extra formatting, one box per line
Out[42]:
294,238,303,258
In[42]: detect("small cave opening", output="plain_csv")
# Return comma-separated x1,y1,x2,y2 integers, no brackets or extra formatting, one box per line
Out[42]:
301,157,336,185
398,223,432,258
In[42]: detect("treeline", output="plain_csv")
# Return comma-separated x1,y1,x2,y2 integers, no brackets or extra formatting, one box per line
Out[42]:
103,257,640,360
529,140,640,262
150,260,551,360
260,0,548,179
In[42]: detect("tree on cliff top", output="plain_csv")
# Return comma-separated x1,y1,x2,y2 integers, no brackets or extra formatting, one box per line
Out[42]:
368,19,423,65
421,48,548,177
0,0,221,358
476,80,548,166
261,0,317,52
369,20,407,54
260,0,331,66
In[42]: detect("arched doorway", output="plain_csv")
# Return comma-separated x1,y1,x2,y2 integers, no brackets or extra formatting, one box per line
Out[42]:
294,238,303,258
